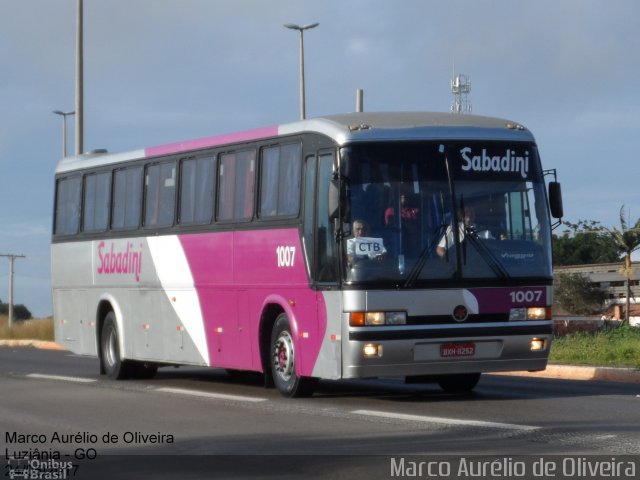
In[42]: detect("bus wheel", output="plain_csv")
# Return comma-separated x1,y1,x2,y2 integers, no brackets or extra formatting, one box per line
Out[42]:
270,313,317,397
100,312,130,380
437,373,481,394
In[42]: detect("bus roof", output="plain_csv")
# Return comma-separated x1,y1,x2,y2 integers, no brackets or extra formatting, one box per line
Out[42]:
55,111,535,174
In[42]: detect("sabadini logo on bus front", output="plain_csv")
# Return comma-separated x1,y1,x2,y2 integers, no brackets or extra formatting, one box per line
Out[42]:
460,147,529,178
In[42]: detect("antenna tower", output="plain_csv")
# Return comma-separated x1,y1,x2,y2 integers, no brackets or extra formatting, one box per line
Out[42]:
451,73,472,114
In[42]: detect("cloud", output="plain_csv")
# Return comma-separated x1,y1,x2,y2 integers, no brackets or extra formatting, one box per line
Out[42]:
346,38,371,57
574,107,639,132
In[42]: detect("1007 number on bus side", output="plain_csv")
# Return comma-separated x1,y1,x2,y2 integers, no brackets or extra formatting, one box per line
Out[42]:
276,246,296,268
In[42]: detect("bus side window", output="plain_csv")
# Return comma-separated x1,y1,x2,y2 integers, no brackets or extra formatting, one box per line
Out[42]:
144,162,176,228
217,149,255,221
112,167,142,230
302,155,316,281
54,176,82,236
260,143,302,218
316,152,338,284
179,156,214,225
83,172,110,232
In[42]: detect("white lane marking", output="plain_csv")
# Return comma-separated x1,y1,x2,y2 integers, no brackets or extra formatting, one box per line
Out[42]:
26,373,96,384
352,409,540,431
156,387,267,403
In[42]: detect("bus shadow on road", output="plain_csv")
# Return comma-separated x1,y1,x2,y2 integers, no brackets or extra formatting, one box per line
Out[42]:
141,365,640,403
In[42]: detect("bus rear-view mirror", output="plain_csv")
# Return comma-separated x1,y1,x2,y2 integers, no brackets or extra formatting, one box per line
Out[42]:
548,181,563,219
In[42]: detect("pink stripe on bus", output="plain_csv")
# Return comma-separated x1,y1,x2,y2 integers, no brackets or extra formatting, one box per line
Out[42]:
178,229,327,375
145,126,279,157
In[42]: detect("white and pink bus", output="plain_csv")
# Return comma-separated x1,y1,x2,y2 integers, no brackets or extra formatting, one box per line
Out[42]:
52,112,563,397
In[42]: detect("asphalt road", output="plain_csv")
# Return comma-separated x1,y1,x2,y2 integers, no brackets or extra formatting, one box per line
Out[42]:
1,347,639,479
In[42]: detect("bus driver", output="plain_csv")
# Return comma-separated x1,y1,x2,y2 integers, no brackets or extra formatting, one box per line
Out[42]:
346,219,387,264
436,204,495,257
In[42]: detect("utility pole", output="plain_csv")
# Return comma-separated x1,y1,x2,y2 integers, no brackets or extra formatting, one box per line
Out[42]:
0,254,26,331
75,0,84,155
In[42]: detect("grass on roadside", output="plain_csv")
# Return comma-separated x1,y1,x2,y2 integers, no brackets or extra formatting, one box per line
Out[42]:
0,314,54,341
549,324,640,369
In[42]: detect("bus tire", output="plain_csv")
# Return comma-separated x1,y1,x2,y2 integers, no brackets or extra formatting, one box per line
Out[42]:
100,312,131,380
270,313,317,397
437,373,481,394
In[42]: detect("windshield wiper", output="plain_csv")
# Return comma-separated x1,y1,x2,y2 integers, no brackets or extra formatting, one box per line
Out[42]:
463,226,511,280
403,223,448,288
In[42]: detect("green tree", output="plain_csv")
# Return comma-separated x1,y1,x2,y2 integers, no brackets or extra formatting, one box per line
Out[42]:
0,299,32,321
552,220,620,266
554,272,606,315
13,304,32,321
603,206,640,325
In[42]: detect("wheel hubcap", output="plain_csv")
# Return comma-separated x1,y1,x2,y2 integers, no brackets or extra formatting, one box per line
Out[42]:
105,327,117,367
273,331,294,382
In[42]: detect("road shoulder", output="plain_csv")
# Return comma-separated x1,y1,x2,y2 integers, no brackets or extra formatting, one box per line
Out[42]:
0,339,66,350
492,364,640,383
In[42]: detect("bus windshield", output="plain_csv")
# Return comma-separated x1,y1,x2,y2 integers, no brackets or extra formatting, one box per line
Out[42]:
341,141,552,286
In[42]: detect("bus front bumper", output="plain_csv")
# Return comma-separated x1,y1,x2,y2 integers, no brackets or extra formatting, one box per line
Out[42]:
342,322,553,379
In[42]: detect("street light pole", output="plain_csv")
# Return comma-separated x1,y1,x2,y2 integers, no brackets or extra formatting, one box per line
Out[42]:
284,23,319,120
52,110,75,158
75,0,84,155
0,254,26,331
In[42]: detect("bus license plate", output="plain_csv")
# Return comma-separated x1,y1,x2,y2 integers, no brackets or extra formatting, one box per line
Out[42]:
440,343,475,357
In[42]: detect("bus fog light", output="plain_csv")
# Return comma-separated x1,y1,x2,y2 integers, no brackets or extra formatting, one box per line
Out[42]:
363,344,383,357
530,338,546,351
365,312,385,326
509,308,526,321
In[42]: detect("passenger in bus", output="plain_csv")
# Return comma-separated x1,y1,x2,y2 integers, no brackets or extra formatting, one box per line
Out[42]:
384,189,420,227
346,219,387,265
384,188,421,254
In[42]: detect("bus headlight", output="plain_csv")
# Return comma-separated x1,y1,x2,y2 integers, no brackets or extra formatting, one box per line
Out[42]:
350,311,407,326
509,307,552,321
385,311,407,325
527,307,550,320
365,312,385,326
365,311,406,326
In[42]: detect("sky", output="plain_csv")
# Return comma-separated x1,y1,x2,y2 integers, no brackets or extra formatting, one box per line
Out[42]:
1,0,639,317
